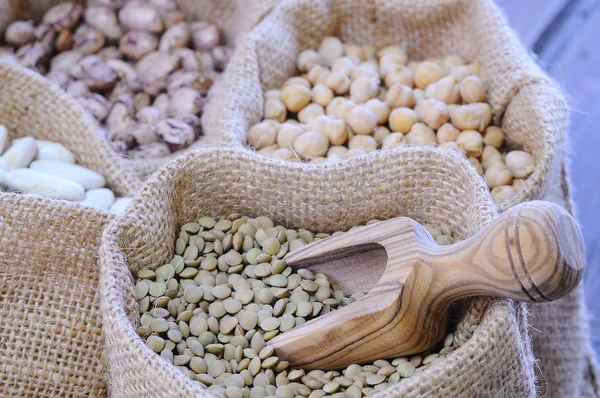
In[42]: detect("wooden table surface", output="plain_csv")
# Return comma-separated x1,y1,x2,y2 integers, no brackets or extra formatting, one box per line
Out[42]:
495,0,600,355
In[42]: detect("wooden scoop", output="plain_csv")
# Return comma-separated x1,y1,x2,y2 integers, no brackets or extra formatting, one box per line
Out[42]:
268,201,585,370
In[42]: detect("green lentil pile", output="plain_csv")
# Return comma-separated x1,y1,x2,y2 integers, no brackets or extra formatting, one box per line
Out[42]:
136,214,459,397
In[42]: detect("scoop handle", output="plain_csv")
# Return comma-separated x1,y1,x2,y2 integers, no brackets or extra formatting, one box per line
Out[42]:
422,201,585,303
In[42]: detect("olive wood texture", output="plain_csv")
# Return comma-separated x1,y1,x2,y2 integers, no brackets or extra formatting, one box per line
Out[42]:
268,201,585,369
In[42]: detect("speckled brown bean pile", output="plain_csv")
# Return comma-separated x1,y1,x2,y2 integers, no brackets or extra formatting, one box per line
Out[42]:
0,0,230,159
136,214,459,397
246,37,535,205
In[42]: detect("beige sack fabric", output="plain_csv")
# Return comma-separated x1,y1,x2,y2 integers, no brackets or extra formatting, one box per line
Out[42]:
530,135,600,398
0,194,112,397
0,61,141,196
203,0,567,212
0,0,279,181
99,146,538,397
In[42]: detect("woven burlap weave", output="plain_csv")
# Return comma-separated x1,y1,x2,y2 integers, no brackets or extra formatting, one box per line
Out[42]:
99,145,539,397
0,0,279,180
0,194,112,397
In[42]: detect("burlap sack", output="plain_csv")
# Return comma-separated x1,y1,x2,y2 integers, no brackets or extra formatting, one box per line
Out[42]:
0,0,279,180
529,133,600,397
0,61,141,196
202,0,566,213
99,145,538,397
0,194,112,397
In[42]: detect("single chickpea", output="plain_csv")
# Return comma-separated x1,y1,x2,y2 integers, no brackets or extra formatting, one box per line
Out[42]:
440,141,462,152
407,61,420,73
282,76,311,89
373,126,391,146
406,123,437,145
264,99,287,122
293,131,329,159
248,120,278,149
280,84,311,113
460,76,487,103
343,147,367,159
456,130,483,157
328,145,349,158
512,179,527,191
442,55,466,70
382,132,405,149
362,44,377,60
344,44,365,61
347,105,378,135
364,98,390,124
389,107,417,133
468,62,481,75
480,145,502,169
449,65,470,80
429,75,461,104
273,148,299,162
385,83,415,109
325,97,348,118
415,99,449,130
298,103,325,123
491,185,517,204
307,65,331,85
323,118,348,146
306,114,329,134
436,123,460,144
505,150,534,178
468,157,484,176
350,77,379,104
450,103,492,132
377,46,407,60
414,61,444,89
318,36,344,66
485,161,513,188
348,135,377,153
258,144,279,157
297,49,323,73
324,71,351,95
277,122,305,150
336,100,357,123
311,84,334,107
264,89,280,101
331,56,358,75
483,126,504,148
350,63,380,82
384,66,415,88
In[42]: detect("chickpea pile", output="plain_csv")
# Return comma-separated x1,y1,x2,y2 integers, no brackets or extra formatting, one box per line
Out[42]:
247,37,535,205
1,0,230,159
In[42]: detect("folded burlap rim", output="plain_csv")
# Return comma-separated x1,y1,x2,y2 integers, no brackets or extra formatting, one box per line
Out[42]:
99,145,536,397
202,0,568,213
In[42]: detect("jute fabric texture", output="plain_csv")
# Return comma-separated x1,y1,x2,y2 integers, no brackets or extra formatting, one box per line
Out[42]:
0,195,112,397
99,146,537,397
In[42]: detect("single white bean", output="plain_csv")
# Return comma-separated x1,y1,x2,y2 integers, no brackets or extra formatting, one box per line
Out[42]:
29,160,106,189
34,140,75,164
1,137,37,169
0,125,8,154
4,168,85,200
77,188,115,210
110,197,133,215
